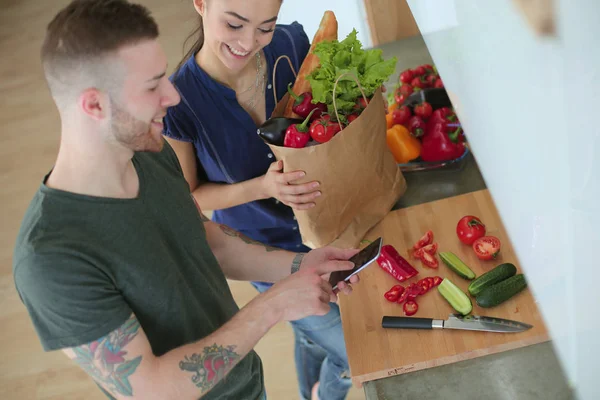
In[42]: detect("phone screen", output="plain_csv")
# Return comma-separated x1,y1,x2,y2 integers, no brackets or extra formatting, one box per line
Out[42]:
328,237,383,290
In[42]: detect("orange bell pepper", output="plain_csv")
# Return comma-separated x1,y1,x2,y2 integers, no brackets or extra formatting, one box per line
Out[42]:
386,124,421,164
386,112,395,129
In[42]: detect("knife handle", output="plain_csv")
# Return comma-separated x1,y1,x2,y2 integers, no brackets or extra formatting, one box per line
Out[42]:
382,316,436,330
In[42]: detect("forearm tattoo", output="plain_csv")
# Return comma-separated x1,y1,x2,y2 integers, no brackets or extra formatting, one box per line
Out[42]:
291,253,305,274
71,314,142,396
179,344,241,393
218,224,280,252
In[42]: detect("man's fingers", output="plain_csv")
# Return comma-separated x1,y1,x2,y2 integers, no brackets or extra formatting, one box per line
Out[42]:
336,281,354,296
314,259,354,276
348,274,360,285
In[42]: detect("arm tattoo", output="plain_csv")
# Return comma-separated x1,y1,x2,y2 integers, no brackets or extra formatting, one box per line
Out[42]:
179,344,241,393
291,253,305,274
72,314,142,397
218,224,281,252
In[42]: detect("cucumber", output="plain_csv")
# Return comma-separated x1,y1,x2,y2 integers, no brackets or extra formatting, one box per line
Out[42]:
468,263,517,296
476,274,527,308
439,252,476,280
437,278,472,315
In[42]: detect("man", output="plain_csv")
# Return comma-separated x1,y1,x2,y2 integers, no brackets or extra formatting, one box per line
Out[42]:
12,1,359,399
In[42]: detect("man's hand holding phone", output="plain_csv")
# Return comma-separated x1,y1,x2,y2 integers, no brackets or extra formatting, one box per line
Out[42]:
300,247,361,296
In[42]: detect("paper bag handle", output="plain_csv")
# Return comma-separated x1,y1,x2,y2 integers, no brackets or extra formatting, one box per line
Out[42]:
332,72,369,128
272,55,298,105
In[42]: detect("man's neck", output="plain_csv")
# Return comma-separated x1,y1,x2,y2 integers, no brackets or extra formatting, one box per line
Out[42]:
46,127,140,199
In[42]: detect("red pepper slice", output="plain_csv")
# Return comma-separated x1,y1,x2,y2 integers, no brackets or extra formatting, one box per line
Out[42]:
406,283,422,300
377,245,419,282
397,290,409,304
403,300,419,316
413,230,434,250
417,279,431,294
426,277,435,288
433,276,443,286
384,285,405,303
419,251,439,269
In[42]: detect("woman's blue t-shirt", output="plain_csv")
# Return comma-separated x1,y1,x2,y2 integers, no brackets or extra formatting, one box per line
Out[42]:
163,22,311,252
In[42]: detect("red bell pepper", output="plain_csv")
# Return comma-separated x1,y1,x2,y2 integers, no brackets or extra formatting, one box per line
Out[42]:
284,109,316,148
420,120,465,162
403,300,419,316
384,285,405,302
377,245,419,282
287,84,326,120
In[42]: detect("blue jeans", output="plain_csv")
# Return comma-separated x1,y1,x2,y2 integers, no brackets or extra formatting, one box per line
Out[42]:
251,281,352,400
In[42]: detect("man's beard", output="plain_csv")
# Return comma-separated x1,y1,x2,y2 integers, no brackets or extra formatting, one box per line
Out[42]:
110,100,163,153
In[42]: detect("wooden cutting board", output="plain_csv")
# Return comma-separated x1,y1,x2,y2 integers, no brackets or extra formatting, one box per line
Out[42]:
338,189,549,385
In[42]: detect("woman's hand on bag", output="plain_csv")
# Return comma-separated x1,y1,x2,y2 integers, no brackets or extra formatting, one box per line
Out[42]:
261,160,321,210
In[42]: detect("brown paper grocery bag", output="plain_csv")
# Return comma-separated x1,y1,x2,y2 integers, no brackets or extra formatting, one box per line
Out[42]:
264,57,407,249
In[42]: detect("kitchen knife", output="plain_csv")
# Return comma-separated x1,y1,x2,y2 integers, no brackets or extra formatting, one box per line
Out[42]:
382,314,532,333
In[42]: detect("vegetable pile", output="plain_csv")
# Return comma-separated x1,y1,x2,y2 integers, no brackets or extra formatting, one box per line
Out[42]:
377,214,528,317
259,30,397,148
385,64,467,164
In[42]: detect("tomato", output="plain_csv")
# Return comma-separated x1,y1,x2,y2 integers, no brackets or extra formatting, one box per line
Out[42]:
411,76,426,89
456,215,487,245
434,78,444,88
417,279,431,294
419,251,439,268
384,285,405,302
399,69,415,84
403,300,419,316
432,276,443,286
347,114,359,124
413,230,434,250
426,276,435,288
397,289,409,304
392,105,412,126
425,74,438,88
309,115,342,143
473,236,501,261
414,102,433,120
413,242,438,259
413,66,427,76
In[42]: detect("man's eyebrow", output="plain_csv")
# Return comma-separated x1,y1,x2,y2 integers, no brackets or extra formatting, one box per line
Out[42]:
225,11,277,24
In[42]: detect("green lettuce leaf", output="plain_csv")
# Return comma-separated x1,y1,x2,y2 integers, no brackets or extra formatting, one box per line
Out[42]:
306,29,397,117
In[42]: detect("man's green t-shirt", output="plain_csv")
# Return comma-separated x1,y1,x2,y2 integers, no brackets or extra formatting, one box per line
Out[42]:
13,141,264,399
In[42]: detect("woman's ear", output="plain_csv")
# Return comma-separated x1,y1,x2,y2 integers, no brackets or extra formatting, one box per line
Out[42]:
192,0,205,17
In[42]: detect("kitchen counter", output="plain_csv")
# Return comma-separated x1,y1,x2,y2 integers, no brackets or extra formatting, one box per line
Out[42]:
362,36,575,400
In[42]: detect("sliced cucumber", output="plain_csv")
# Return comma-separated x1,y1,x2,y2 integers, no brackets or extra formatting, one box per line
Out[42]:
476,274,527,308
439,252,476,280
468,263,517,296
437,278,472,315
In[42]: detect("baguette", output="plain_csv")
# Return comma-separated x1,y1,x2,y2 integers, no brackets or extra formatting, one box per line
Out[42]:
283,11,338,118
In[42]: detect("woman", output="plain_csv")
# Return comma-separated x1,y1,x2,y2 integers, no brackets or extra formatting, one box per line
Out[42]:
162,1,352,399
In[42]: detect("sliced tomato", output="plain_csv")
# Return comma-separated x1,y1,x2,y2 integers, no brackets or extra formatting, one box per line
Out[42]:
413,230,434,250
419,251,439,268
403,300,419,316
473,236,501,261
413,242,438,259
384,285,405,302
432,276,443,286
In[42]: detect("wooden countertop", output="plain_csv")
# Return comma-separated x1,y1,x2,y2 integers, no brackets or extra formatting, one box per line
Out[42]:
338,189,549,385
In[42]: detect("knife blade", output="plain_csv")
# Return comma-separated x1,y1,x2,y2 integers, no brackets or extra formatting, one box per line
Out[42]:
381,314,533,333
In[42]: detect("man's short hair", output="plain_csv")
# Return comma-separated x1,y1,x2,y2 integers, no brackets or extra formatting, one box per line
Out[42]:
41,0,159,106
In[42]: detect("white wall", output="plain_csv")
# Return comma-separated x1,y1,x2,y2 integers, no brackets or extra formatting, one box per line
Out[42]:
406,0,599,399
277,0,372,48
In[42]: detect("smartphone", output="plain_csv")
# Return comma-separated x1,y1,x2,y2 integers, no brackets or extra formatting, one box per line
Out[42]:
328,237,383,290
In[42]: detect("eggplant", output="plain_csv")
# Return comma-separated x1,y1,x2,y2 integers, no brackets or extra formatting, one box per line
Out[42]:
257,117,303,146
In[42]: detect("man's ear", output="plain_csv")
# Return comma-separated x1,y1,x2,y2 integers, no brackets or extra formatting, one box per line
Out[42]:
79,88,107,121
192,0,205,17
